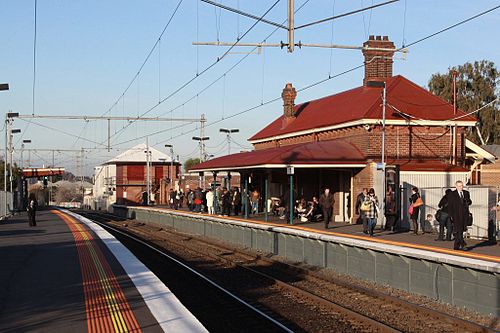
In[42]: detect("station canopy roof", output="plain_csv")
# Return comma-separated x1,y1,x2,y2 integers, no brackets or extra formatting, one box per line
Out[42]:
190,139,366,172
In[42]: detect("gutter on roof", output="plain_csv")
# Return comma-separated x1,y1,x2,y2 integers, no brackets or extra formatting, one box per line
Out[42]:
191,163,367,173
249,119,477,144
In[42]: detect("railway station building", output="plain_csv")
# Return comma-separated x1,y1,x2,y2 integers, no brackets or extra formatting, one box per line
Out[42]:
93,143,180,210
190,36,494,229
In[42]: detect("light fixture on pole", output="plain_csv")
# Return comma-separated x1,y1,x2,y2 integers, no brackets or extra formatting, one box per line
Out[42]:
9,129,21,197
21,140,31,169
0,84,9,91
164,144,174,188
4,111,17,215
192,136,210,162
367,80,387,228
219,128,239,155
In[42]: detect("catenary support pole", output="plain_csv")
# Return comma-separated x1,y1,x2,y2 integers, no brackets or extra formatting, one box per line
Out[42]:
264,176,268,222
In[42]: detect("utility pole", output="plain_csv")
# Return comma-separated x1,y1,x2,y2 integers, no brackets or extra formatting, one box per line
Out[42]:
165,144,174,189
195,0,405,55
145,138,151,205
219,128,239,155
367,80,387,228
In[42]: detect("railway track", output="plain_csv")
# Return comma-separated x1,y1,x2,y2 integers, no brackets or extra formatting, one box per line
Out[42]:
74,210,497,333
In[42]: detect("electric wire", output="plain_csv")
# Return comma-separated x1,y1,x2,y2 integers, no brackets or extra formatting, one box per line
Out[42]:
17,118,108,147
105,0,282,144
101,0,184,117
144,5,500,146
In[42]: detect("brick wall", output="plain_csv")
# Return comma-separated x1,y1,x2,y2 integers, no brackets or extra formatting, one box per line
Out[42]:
253,125,467,164
480,162,500,187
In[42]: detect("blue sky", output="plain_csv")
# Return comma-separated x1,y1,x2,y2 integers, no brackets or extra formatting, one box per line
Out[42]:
1,1,499,175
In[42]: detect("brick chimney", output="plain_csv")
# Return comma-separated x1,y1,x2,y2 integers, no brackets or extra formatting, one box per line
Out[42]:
362,35,395,86
281,83,297,128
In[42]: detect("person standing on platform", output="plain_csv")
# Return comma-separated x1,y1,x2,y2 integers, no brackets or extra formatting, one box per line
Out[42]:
206,189,214,215
384,186,397,231
232,187,242,216
222,187,232,216
27,193,38,227
319,187,335,229
362,188,379,236
194,187,203,213
409,187,422,235
355,188,368,233
436,189,453,241
250,189,260,215
447,180,472,250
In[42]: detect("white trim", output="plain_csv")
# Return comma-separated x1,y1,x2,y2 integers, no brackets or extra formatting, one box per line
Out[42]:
465,139,496,163
64,209,208,333
400,171,468,175
249,119,477,144
192,163,366,172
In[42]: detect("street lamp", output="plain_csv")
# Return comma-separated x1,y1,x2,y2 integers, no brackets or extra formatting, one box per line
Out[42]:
21,140,31,169
0,84,9,91
165,144,174,188
367,80,387,228
219,128,239,155
192,136,210,161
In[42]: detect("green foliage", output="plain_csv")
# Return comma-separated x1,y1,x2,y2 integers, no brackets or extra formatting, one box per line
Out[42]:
428,60,499,144
184,157,201,173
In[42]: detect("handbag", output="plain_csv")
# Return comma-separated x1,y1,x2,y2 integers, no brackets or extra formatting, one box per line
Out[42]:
360,201,372,212
408,204,414,215
413,197,424,207
466,213,473,226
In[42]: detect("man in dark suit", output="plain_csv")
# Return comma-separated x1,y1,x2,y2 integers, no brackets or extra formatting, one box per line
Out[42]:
447,180,472,250
319,187,335,229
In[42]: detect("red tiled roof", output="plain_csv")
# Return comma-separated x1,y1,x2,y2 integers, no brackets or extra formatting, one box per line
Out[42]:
250,75,476,141
190,139,366,171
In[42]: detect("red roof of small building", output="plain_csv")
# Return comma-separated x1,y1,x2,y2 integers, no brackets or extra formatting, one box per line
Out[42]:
250,75,476,141
190,139,366,171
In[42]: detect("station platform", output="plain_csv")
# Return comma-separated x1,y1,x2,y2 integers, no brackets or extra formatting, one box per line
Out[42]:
0,209,207,333
138,206,500,264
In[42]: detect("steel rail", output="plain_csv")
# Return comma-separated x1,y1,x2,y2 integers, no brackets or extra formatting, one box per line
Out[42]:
79,213,294,333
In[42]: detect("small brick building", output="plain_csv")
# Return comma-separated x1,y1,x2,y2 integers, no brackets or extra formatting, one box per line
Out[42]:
191,35,479,224
93,143,180,210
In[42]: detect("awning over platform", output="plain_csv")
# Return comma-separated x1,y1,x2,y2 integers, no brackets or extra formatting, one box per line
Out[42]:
190,139,366,172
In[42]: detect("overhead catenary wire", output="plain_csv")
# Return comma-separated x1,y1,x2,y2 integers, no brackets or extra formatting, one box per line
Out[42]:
101,0,184,118
142,5,500,146
101,0,313,150
105,0,282,145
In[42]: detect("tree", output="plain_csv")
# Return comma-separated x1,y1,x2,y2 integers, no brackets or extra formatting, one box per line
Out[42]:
428,60,499,144
184,158,201,173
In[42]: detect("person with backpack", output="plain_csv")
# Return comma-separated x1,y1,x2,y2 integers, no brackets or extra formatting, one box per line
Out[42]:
27,193,38,227
436,189,452,241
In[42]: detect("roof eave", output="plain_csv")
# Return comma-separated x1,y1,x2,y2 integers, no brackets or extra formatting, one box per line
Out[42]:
248,119,477,144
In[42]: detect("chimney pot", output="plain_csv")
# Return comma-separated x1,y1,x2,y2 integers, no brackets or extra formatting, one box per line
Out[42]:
362,35,395,86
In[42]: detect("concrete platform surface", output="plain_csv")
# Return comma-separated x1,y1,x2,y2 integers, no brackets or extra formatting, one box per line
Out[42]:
144,206,500,264
0,209,207,333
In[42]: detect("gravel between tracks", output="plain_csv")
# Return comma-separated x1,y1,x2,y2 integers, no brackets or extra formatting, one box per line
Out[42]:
94,214,499,333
